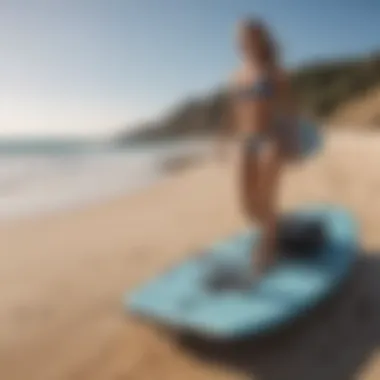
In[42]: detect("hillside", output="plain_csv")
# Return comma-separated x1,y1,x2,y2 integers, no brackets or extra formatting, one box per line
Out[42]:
328,86,380,128
116,52,380,144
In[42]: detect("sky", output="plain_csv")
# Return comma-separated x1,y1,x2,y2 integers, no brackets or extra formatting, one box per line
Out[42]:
1,0,380,138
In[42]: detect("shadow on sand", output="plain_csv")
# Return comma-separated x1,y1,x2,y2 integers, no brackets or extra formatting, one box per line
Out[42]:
176,251,380,380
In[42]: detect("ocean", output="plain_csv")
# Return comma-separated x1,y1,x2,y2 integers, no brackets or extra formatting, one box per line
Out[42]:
0,138,212,221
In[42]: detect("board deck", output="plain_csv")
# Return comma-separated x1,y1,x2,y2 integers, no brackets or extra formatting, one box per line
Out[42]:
124,205,358,339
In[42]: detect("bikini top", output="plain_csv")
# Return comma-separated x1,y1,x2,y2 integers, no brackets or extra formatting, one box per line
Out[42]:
233,76,288,131
233,77,275,100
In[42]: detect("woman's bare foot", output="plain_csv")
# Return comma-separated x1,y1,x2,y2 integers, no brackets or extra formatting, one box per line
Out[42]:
251,237,277,281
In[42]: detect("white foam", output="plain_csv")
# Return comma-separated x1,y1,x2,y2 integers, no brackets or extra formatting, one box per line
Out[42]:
0,140,212,221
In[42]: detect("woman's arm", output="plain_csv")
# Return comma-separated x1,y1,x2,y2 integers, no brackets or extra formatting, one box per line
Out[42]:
277,71,300,154
278,70,298,119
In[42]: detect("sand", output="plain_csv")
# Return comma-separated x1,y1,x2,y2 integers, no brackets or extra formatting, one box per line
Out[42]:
1,130,380,380
329,86,380,128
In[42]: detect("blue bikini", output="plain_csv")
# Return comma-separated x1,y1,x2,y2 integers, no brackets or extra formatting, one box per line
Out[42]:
233,77,293,154
235,78,274,100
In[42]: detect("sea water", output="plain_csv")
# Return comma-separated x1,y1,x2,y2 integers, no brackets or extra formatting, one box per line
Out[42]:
0,138,212,221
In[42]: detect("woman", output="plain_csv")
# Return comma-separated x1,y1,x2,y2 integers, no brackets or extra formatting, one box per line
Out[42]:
223,18,299,278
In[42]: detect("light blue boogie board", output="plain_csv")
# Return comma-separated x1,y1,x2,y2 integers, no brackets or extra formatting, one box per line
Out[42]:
124,205,358,339
297,119,322,159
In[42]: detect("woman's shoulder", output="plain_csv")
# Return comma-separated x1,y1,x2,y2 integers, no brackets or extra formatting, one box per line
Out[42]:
228,70,245,90
229,68,265,85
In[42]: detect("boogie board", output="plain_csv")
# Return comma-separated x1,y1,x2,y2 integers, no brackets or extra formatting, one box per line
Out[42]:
124,205,358,339
297,119,322,159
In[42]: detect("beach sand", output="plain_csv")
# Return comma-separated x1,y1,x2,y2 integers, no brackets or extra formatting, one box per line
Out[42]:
1,130,380,380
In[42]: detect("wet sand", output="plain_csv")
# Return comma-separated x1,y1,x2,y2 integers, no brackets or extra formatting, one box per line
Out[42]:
1,130,380,380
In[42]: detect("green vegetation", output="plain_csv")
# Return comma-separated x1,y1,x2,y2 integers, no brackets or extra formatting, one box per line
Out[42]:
292,52,380,118
117,52,380,143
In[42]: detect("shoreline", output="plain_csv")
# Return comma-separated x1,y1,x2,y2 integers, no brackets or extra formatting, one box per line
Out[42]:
0,140,211,223
0,154,208,229
0,128,376,226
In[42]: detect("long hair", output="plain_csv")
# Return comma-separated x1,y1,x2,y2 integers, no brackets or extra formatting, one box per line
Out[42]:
239,18,280,69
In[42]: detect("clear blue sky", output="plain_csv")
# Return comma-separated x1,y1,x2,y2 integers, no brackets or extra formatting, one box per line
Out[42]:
1,0,379,137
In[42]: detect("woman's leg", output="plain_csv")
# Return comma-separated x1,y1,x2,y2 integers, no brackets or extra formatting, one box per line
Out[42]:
239,144,269,278
239,145,261,223
255,141,283,271
239,140,283,275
